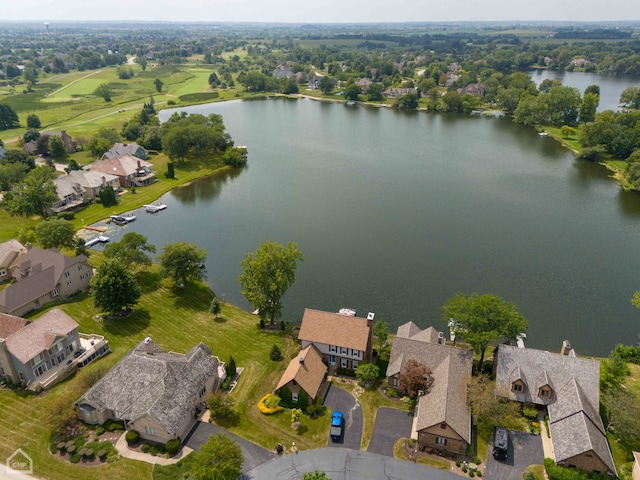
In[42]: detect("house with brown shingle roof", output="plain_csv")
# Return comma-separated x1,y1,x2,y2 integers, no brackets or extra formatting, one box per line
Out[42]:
89,154,156,188
0,239,26,283
276,344,327,408
386,321,473,454
0,244,93,316
495,343,616,476
50,170,121,214
75,338,223,443
297,308,374,371
0,308,108,389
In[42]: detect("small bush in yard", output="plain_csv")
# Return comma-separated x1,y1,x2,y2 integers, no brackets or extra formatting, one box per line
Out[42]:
166,439,181,455
69,455,81,464
125,430,139,445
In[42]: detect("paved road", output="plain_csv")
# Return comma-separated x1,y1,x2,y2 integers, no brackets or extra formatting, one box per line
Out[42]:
485,429,544,480
324,384,363,449
184,421,276,473
367,407,414,457
244,448,463,480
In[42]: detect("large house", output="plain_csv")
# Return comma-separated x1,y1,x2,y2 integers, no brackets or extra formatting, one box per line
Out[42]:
0,240,27,283
23,130,76,156
275,344,327,407
0,309,109,389
0,244,93,316
495,342,616,476
89,154,156,188
101,142,148,161
386,321,473,454
75,338,225,443
297,308,374,371
51,170,120,214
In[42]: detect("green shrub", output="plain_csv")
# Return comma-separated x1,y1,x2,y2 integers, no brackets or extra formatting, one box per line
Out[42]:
141,444,151,453
226,356,237,378
385,388,399,398
259,319,265,329
149,446,158,456
125,430,139,445
476,471,482,477
57,212,75,220
523,472,536,480
220,376,231,391
469,472,475,478
523,405,538,420
456,461,461,467
49,441,57,454
97,449,107,459
166,439,180,455
95,426,105,436
270,344,282,361
84,449,94,458
279,320,286,331
104,419,125,431
336,367,356,377
69,454,81,464
167,99,176,105
473,457,481,465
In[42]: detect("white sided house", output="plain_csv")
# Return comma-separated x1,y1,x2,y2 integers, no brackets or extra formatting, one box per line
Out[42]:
297,308,374,371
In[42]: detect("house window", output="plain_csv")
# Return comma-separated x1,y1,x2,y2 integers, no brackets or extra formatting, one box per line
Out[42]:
352,349,360,358
78,265,83,271
329,345,337,353
352,361,358,370
145,426,157,436
341,347,348,356
67,280,72,285
0,269,6,276
51,288,60,297
199,386,206,398
341,358,348,368
19,372,25,382
64,271,70,278
440,423,447,429
329,355,336,365
512,383,523,392
31,352,45,366
539,388,551,398
436,437,447,446
292,392,299,403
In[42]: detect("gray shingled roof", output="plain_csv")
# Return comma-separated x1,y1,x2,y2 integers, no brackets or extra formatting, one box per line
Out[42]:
0,239,25,267
4,309,77,363
67,169,119,188
101,142,147,160
387,322,473,443
495,344,599,408
75,340,220,437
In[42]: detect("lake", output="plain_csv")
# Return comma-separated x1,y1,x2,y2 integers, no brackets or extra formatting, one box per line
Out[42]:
98,82,640,357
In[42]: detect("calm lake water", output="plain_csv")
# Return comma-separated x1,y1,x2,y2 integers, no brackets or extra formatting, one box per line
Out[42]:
99,78,640,357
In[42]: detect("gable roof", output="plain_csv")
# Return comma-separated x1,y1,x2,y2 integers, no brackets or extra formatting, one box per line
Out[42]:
547,378,616,474
276,344,327,398
298,308,371,352
75,339,220,437
0,239,26,268
0,313,29,341
66,169,120,189
89,154,153,178
388,322,473,442
495,344,600,408
53,175,85,200
4,309,77,363
101,143,147,161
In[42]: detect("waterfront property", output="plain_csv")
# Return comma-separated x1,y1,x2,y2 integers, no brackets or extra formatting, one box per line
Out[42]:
0,243,93,316
494,342,616,476
386,321,473,455
75,338,225,443
101,142,148,161
275,344,327,407
50,170,121,214
89,154,156,188
0,308,109,390
297,308,374,372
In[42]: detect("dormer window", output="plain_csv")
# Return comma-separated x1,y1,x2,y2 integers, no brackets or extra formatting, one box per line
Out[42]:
511,381,524,393
538,387,551,398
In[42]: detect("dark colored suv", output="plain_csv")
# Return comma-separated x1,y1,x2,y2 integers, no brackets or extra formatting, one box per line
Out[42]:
493,427,508,461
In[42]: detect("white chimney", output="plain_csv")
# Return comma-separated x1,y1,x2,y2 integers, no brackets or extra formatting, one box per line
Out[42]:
143,337,153,354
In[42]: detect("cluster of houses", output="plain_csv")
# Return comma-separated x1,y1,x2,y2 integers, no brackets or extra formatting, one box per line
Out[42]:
21,135,157,216
0,275,625,475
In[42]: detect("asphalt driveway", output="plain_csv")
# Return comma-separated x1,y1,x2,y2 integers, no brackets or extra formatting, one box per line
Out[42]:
324,384,363,450
485,429,544,480
184,421,276,473
367,407,414,457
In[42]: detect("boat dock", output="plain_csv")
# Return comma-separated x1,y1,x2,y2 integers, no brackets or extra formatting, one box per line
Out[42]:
85,236,110,248
84,225,107,232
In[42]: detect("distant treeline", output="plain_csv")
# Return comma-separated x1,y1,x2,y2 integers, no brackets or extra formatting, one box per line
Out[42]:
554,28,633,39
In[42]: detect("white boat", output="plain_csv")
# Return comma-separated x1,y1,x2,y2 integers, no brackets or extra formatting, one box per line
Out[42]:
85,236,110,248
538,132,549,137
143,204,167,213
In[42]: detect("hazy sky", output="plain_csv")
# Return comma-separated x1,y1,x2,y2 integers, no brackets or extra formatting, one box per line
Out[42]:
2,0,639,23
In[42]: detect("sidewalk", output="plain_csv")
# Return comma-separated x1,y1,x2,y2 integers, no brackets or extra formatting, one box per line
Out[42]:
114,434,193,466
538,410,554,461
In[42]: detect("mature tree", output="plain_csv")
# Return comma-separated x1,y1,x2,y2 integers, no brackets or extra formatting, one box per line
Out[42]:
367,83,384,101
103,232,156,269
240,71,268,92
35,219,76,249
620,86,640,109
135,56,147,71
23,128,41,143
579,92,599,123
355,363,380,389
343,84,361,101
373,320,388,350
26,113,41,129
87,127,120,158
98,185,118,207
0,162,29,191
0,103,20,130
547,85,581,126
191,433,243,480
538,78,561,94
398,359,433,397
319,76,334,95
443,293,527,374
584,84,600,97
238,241,303,325
35,134,51,155
94,83,112,102
394,93,419,110
466,374,522,432
159,241,207,286
2,166,57,217
162,125,193,163
602,387,640,450
49,136,68,161
91,258,141,315
1,149,35,170
207,394,236,421
600,354,630,392
496,87,522,114
154,78,163,93
441,91,463,112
